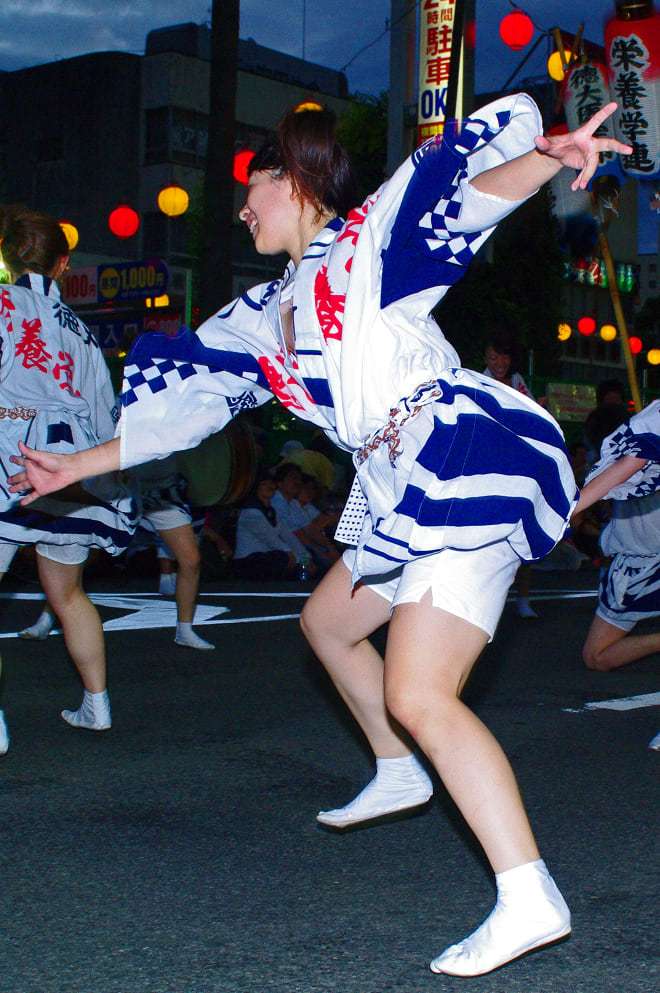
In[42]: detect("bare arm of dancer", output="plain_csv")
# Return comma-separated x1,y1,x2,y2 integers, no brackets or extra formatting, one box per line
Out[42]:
472,102,632,201
8,437,121,505
573,455,648,517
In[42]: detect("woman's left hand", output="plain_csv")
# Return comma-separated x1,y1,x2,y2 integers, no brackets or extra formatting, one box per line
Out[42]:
534,102,633,191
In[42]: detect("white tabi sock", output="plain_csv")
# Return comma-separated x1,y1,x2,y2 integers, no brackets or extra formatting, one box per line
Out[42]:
317,752,433,828
430,858,571,977
18,610,55,640
174,622,214,651
61,689,112,731
0,709,9,756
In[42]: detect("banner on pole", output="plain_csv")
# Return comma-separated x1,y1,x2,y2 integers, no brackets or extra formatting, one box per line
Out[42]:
417,0,458,145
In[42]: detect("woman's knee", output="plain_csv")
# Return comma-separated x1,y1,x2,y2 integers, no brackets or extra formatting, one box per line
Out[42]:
299,597,323,643
177,545,201,575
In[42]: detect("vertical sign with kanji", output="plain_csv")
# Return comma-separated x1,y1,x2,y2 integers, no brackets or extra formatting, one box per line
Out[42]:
605,12,660,180
563,61,619,174
417,0,457,145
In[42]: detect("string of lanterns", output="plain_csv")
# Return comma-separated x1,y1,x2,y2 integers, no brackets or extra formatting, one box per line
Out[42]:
557,319,658,362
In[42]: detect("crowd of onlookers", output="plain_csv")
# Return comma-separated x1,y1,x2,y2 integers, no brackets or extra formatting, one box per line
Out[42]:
198,433,348,584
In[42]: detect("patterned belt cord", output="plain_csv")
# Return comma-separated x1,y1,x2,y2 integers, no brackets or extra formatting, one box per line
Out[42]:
356,380,443,468
0,406,38,420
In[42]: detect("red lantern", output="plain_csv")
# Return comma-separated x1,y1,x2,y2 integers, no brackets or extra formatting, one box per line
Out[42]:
109,205,139,239
499,10,534,50
629,335,643,354
578,316,596,336
233,149,255,185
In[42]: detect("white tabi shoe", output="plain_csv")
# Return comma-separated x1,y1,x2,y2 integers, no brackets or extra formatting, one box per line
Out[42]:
61,690,112,732
317,754,433,829
430,860,571,977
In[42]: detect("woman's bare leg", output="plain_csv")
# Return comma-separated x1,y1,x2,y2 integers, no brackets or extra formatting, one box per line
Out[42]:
300,558,433,826
385,596,538,871
301,558,408,757
159,524,213,649
583,613,660,670
37,556,106,693
384,596,569,976
37,554,111,730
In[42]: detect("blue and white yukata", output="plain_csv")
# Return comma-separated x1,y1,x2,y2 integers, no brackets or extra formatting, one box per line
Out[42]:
118,94,577,635
585,400,660,631
0,274,136,560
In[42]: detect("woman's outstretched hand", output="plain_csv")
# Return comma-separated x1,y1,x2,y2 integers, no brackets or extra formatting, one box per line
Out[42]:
534,102,633,191
8,442,81,505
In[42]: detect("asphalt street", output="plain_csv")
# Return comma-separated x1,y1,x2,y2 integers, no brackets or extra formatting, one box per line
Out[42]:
0,564,658,993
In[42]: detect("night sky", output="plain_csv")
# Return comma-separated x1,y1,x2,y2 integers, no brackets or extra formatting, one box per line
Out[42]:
0,1,623,97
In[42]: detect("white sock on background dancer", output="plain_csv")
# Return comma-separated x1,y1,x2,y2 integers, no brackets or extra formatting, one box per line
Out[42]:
174,622,214,650
18,610,55,640
317,753,433,828
430,858,571,977
516,597,538,618
158,573,176,596
0,709,9,756
61,689,112,731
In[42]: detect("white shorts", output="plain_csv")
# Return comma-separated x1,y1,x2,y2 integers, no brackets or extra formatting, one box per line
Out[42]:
143,504,191,533
0,541,88,571
596,552,660,633
343,540,521,642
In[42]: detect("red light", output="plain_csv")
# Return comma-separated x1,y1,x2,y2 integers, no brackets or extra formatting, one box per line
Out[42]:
109,205,139,239
577,316,596,336
629,336,643,355
233,149,255,185
499,10,534,50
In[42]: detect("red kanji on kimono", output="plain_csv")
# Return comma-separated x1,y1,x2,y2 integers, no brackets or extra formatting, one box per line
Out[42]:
16,317,52,372
257,352,312,412
336,196,377,276
0,289,16,333
314,266,344,342
53,350,81,397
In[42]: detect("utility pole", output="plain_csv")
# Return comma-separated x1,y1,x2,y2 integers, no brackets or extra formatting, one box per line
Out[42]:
199,0,239,322
386,0,417,177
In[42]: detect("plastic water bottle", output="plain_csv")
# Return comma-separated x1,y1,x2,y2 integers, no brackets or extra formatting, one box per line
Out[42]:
299,551,309,581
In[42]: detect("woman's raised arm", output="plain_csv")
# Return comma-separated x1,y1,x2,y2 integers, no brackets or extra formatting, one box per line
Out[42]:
471,102,633,202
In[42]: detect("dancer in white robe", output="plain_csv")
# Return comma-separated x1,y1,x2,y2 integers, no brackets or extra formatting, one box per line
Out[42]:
0,204,136,753
10,98,631,976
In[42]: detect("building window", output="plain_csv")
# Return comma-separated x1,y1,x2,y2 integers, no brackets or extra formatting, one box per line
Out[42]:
145,107,208,167
171,108,208,167
145,108,170,164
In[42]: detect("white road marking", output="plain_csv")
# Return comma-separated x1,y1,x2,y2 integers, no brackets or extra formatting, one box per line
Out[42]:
0,590,303,638
566,692,660,713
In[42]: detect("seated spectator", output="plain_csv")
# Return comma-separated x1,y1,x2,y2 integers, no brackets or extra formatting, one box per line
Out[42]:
272,465,338,573
232,472,313,580
296,474,341,572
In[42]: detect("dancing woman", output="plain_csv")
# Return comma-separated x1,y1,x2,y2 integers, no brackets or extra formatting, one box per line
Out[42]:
10,97,630,975
0,205,136,749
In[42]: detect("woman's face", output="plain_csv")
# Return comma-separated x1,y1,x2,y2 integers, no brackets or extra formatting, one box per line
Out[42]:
484,347,512,382
239,170,299,257
256,479,276,504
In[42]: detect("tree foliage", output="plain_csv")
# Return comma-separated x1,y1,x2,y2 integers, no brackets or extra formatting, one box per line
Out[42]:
434,188,566,376
337,91,388,205
634,294,660,347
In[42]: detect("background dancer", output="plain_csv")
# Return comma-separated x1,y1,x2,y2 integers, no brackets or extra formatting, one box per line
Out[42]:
575,399,660,751
10,99,630,976
0,204,136,751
